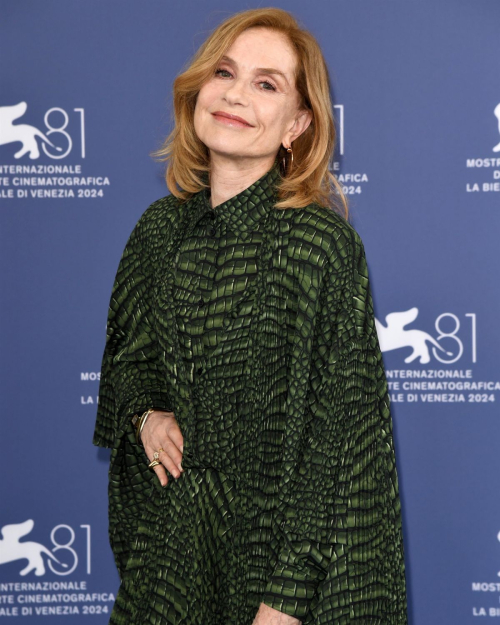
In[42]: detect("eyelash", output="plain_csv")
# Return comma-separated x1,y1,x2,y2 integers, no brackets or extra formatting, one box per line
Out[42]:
214,68,277,92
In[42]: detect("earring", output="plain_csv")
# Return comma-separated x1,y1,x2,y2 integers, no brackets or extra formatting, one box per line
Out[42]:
281,145,293,175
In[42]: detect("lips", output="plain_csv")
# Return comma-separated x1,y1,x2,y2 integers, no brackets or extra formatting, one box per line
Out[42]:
211,111,253,127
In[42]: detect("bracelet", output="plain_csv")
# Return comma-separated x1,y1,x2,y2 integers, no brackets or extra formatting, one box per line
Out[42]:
132,408,156,445
138,408,155,445
131,410,146,433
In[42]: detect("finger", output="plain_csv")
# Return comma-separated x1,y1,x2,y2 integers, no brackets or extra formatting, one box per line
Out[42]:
152,463,169,487
158,444,183,478
145,442,182,480
166,425,184,455
166,436,184,471
145,447,169,487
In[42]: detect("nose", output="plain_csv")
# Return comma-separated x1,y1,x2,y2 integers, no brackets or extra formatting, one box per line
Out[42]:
223,77,249,106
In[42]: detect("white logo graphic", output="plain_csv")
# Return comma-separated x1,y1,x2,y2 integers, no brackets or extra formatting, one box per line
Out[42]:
0,519,69,576
493,103,500,152
376,307,455,364
0,102,63,159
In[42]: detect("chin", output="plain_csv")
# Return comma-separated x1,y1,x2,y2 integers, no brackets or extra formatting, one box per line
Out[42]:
203,137,247,155
208,147,248,159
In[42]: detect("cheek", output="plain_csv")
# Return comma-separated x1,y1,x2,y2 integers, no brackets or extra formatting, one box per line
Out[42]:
197,82,220,109
194,85,220,137
194,89,211,126
259,104,288,135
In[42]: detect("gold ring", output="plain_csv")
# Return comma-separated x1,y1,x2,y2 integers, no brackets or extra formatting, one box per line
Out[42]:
148,459,161,470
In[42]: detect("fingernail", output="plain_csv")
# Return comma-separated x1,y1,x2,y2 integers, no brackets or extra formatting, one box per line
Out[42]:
178,463,183,472
180,446,184,453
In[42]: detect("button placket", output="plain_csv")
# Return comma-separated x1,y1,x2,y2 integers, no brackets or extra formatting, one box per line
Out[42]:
186,177,280,386
207,210,217,236
195,214,216,381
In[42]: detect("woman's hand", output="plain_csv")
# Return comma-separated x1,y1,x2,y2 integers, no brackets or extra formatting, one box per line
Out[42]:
252,603,301,625
140,410,184,487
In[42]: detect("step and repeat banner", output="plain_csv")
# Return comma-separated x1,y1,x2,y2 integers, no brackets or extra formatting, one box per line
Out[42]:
1,1,499,623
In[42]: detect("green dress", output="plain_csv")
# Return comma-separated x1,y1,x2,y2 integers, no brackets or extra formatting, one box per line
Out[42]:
93,160,409,624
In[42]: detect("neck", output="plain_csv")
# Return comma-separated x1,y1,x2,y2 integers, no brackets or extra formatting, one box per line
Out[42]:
208,154,277,209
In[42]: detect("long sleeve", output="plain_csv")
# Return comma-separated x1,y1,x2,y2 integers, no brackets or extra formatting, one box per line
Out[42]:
261,228,408,623
92,210,174,449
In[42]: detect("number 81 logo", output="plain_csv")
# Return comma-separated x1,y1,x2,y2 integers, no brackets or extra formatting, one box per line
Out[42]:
41,108,86,160
47,524,91,575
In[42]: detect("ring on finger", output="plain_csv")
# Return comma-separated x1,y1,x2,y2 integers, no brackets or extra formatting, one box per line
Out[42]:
148,448,165,470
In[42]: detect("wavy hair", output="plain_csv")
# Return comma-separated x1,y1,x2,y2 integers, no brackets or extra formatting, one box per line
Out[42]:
150,7,349,219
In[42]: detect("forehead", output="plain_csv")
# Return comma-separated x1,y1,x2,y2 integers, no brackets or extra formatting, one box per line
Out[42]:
224,27,298,79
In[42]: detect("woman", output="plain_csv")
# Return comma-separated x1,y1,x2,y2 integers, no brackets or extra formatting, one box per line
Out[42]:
93,7,409,625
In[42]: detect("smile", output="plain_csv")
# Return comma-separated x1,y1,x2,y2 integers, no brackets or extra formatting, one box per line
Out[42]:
211,112,253,128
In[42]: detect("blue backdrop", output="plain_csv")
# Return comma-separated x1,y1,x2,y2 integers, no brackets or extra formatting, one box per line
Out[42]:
1,1,499,623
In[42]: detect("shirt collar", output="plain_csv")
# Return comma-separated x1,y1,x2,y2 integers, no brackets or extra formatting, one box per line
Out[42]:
195,158,281,234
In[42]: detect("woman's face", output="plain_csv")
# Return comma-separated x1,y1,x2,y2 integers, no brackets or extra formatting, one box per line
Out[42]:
194,27,311,166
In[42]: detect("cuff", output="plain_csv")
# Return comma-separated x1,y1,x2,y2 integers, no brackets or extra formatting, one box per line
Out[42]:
261,565,319,620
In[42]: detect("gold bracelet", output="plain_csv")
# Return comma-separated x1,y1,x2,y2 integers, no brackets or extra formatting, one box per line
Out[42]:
131,411,146,434
131,412,143,430
132,408,155,445
138,408,155,443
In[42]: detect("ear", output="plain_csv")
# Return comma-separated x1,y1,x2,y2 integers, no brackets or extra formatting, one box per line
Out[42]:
282,108,313,147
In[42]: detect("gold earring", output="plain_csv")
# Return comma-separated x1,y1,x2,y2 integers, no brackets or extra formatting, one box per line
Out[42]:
281,145,293,175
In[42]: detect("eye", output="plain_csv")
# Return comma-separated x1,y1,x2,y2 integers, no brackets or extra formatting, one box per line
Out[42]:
214,68,277,92
258,80,277,92
215,68,232,78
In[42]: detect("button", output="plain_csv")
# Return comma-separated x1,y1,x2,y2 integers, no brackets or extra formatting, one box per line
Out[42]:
198,296,205,306
208,226,216,236
197,366,204,375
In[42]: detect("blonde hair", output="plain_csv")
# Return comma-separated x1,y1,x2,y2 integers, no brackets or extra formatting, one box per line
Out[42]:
150,7,349,219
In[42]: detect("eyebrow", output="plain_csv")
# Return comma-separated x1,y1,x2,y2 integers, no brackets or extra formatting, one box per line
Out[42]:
220,55,290,87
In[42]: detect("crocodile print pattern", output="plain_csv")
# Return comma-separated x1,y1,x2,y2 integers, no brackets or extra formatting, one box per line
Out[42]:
93,160,409,623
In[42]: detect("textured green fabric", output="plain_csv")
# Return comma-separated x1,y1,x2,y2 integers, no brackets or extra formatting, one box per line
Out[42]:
93,160,409,623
